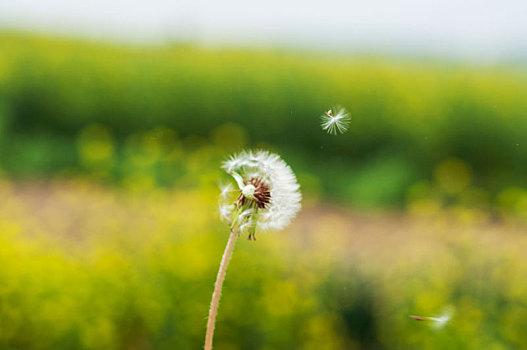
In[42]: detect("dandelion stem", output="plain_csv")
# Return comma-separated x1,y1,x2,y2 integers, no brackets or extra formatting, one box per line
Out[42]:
204,226,239,350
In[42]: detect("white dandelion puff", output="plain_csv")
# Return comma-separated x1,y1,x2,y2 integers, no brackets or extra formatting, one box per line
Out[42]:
220,150,301,238
320,106,351,135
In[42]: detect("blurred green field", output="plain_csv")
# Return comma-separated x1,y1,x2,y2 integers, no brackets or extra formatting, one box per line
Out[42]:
1,32,527,210
1,178,527,349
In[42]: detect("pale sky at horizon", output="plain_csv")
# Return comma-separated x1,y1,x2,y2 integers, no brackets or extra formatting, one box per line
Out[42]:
1,0,526,62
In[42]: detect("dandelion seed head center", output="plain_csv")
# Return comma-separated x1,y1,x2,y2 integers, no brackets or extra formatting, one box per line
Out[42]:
241,184,256,199
237,177,271,209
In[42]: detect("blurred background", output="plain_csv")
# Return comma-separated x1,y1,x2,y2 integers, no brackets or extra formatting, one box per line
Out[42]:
0,1,527,349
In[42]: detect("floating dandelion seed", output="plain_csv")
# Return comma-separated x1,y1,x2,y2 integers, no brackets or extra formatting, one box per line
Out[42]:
428,313,452,329
205,150,301,350
410,306,454,329
320,106,351,135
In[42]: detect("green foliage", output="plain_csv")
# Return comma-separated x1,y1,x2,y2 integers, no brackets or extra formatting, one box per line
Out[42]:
1,32,527,207
0,181,526,349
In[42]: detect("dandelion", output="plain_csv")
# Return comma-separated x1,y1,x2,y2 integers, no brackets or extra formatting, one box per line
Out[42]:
222,150,302,233
320,106,351,135
204,150,301,350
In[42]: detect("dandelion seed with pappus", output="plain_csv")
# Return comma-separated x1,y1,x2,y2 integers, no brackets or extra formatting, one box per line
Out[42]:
410,306,454,329
321,106,351,135
205,150,301,350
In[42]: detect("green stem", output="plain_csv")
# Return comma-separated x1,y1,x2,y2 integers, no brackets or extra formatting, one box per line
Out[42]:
204,224,239,350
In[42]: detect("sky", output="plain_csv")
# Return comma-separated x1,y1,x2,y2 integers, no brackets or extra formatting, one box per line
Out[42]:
1,0,526,62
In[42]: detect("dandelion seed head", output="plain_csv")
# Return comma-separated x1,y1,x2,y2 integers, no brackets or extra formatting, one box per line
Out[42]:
320,106,351,135
220,150,301,233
